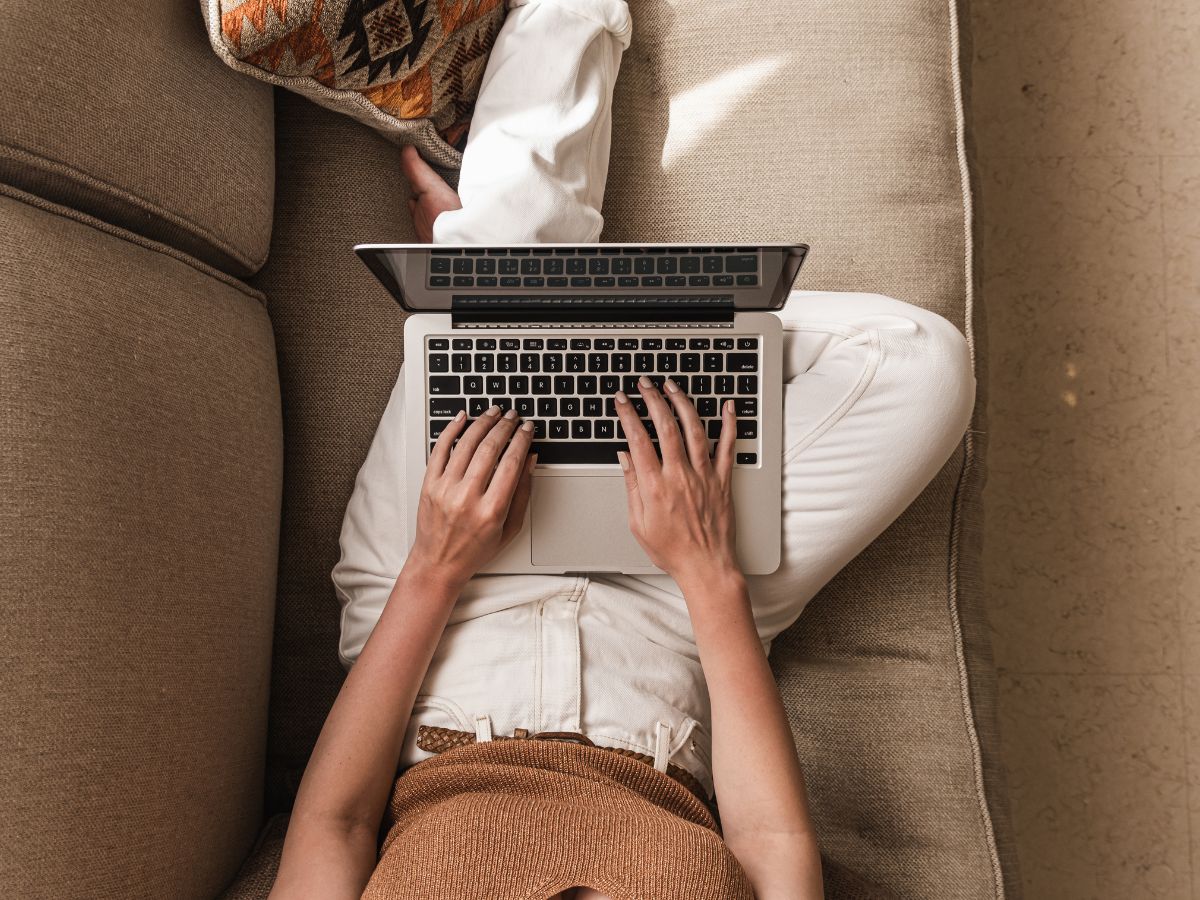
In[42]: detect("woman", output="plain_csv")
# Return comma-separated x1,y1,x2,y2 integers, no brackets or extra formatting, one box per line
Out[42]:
268,0,976,893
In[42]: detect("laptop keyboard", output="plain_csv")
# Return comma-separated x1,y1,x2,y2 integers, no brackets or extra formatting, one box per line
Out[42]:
426,333,762,466
427,247,760,291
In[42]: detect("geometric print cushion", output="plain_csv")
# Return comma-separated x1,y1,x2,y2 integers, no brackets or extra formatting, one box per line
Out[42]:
201,0,506,170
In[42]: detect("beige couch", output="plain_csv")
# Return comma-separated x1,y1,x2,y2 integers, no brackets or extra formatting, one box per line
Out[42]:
0,1,1018,897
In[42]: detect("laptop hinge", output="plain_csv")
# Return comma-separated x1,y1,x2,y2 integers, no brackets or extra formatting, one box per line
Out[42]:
449,294,736,327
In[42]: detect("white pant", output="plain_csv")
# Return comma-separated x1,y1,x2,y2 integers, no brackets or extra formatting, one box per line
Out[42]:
333,292,976,795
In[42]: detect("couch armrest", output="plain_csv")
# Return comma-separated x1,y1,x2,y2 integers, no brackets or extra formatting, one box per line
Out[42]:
0,188,282,900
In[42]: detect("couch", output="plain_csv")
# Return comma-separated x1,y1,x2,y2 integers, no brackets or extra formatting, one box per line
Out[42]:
0,1,1018,897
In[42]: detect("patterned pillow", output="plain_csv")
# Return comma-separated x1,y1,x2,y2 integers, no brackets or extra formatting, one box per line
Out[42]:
202,0,507,169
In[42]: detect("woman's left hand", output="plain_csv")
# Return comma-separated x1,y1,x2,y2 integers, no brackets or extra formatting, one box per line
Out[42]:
406,406,536,590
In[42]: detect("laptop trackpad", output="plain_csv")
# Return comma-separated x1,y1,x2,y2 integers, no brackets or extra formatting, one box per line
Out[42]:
531,476,650,570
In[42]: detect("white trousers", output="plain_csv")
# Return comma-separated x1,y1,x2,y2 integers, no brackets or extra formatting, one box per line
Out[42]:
333,292,976,795
334,0,975,796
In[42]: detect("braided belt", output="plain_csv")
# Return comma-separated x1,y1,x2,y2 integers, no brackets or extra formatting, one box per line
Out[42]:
416,724,708,801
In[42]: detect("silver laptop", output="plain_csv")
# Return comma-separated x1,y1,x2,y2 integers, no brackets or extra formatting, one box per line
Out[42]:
355,242,808,576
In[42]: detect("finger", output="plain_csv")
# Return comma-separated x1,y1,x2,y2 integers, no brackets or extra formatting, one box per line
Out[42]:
485,418,535,501
464,408,521,486
426,409,467,478
713,398,737,483
638,375,686,468
400,144,452,198
617,450,645,536
662,378,709,470
613,390,659,475
500,452,537,545
444,404,503,479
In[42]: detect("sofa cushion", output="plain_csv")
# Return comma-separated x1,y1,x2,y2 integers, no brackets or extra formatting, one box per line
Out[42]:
0,187,282,899
255,0,1016,894
0,1,274,277
203,0,506,168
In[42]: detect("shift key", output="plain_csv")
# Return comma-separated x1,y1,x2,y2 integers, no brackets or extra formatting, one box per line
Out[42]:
429,376,461,394
725,353,758,372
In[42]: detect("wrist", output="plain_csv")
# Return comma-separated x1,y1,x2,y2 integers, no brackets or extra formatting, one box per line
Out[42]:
673,563,748,605
396,556,468,601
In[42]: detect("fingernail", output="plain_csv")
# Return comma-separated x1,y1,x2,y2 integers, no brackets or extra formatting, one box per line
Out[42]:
638,375,653,389
487,404,501,416
454,410,466,421
725,399,734,415
664,378,679,394
617,451,630,471
504,408,518,419
615,391,629,405
521,420,533,432
528,453,539,472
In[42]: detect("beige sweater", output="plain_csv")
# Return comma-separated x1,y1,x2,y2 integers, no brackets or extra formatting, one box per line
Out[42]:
361,739,755,900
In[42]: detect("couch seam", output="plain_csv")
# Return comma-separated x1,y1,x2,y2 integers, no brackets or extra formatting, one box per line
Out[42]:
0,182,268,308
0,141,265,273
944,0,1006,896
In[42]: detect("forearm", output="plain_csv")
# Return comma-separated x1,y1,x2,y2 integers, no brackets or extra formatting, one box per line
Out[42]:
679,570,823,897
274,562,462,891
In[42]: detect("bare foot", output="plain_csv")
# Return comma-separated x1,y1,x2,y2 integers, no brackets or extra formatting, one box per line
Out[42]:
400,144,462,243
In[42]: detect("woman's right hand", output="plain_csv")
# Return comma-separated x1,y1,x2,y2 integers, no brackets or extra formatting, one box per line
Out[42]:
405,406,536,591
614,375,743,592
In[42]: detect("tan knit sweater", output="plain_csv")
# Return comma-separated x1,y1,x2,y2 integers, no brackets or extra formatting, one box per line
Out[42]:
360,739,755,900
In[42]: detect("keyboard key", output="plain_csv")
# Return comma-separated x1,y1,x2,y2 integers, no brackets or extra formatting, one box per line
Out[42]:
576,375,597,393
737,375,758,394
499,258,519,274
451,354,471,372
665,338,686,350
429,353,449,372
475,355,495,373
713,274,734,286
680,354,701,372
477,339,497,351
612,354,632,372
666,276,686,287
477,259,496,275
715,376,735,395
595,420,614,439
618,276,639,287
566,258,587,275
736,420,757,439
737,337,759,349
429,376,460,394
736,452,758,465
725,254,758,272
696,397,718,417
612,258,631,275
641,338,662,350
431,257,451,274
571,420,591,439
545,258,564,275
656,257,678,274
492,397,512,412
453,258,472,274
583,397,603,417
656,353,677,372
532,375,552,394
561,398,581,417
688,338,710,350
515,397,535,417
707,420,722,439
567,353,586,373
477,276,498,287
430,275,451,287
529,441,631,464
508,375,529,394
634,353,654,373
544,354,564,372
588,258,609,274
430,419,451,438
640,276,663,287
453,276,474,287
519,353,540,372
680,256,700,273
734,398,757,417
594,338,615,350
429,397,466,418
523,277,545,287
487,375,505,394
554,375,575,394
469,397,490,417
571,338,592,350
601,375,621,394
533,420,547,439
463,375,484,394
690,375,711,394
500,338,520,350
588,353,608,372
548,276,569,287
594,277,615,288
688,275,711,287
538,398,558,417
523,338,545,350
736,274,758,286
548,339,568,350
702,256,723,273
498,354,518,373
548,420,570,440
634,257,655,274
429,338,449,350
703,353,723,372
570,277,591,288
726,353,758,372
452,338,472,350
500,276,521,287
521,258,541,275
618,338,638,350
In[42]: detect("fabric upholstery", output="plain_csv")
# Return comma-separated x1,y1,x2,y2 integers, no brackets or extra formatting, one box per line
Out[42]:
247,0,1017,895
0,188,283,899
0,1,275,277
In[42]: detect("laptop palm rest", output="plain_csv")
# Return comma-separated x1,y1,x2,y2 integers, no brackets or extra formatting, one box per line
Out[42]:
530,476,650,571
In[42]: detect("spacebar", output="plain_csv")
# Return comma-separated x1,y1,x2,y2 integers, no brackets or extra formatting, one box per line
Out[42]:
531,441,630,464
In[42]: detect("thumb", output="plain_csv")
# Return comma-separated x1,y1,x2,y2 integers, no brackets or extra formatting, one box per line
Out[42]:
500,453,536,546
617,451,644,536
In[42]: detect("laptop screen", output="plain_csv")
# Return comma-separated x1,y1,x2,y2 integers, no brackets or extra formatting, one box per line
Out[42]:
355,243,808,314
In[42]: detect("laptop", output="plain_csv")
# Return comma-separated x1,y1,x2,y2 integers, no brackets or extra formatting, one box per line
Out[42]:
355,242,808,576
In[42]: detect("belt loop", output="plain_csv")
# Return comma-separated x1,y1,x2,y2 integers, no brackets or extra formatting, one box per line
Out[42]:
474,713,494,743
652,721,672,773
